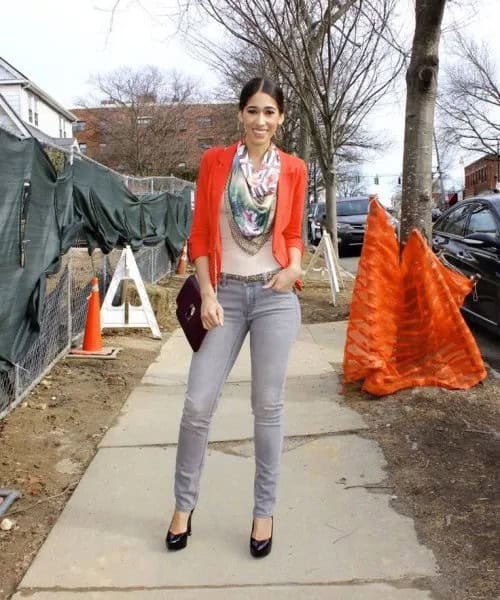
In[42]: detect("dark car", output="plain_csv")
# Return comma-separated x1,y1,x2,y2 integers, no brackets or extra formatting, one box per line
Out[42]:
432,196,500,334
309,196,397,251
309,196,371,248
336,196,371,251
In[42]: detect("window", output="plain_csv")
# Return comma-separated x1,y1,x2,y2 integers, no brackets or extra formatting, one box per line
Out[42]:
27,93,33,123
79,143,87,155
34,97,39,127
466,206,498,236
73,121,86,132
438,204,471,236
197,116,212,127
137,116,152,126
198,138,213,149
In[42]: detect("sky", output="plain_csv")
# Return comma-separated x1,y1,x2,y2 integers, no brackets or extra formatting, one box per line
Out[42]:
1,0,499,203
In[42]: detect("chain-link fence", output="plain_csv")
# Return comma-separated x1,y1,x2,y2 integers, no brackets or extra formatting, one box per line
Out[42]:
0,242,174,420
124,175,194,197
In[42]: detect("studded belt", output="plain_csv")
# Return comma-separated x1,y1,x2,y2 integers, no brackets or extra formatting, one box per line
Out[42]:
219,269,282,283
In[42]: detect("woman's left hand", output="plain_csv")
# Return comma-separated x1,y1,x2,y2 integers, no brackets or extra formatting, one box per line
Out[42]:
263,265,302,292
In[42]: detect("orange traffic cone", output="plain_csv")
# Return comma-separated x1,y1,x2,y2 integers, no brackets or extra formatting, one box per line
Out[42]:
69,277,119,359
176,241,188,275
82,277,103,351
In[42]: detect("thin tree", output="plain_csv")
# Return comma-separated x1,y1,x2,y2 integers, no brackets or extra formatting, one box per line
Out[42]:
81,65,201,176
400,0,448,244
178,0,404,247
439,33,500,155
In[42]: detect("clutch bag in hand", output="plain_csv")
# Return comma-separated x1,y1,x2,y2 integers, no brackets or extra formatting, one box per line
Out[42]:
175,274,207,352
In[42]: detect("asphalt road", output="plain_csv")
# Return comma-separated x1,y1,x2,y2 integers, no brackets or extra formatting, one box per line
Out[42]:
339,254,360,275
338,252,500,372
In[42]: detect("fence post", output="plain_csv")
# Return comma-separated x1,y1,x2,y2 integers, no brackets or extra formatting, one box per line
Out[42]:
67,254,73,347
14,364,20,408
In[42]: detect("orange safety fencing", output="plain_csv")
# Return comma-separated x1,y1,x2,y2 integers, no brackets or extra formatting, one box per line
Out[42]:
343,200,487,396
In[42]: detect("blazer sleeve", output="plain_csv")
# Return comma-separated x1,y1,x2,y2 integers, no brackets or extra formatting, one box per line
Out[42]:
282,159,308,253
188,149,213,262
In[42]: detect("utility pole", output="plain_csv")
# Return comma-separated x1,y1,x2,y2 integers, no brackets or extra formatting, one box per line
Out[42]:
493,140,500,193
433,129,447,209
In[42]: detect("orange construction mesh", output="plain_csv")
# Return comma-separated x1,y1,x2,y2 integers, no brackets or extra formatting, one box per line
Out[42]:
343,200,487,396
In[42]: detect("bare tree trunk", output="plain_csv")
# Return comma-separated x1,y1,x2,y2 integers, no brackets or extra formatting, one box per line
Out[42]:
400,0,447,244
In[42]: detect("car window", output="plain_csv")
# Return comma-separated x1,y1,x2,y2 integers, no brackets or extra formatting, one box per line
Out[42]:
437,204,471,236
466,205,498,236
337,198,369,216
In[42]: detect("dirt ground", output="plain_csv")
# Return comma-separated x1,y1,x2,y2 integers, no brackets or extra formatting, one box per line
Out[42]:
0,255,499,599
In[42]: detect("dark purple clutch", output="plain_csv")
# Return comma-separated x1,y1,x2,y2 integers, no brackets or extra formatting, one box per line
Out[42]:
176,274,207,352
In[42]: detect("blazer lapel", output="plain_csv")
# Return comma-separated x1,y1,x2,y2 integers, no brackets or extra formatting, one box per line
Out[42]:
275,150,293,231
210,143,238,226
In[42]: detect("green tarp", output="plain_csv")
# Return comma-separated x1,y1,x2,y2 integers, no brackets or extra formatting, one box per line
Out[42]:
0,128,193,370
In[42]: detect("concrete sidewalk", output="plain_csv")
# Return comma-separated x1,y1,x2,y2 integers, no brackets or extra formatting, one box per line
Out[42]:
14,322,437,599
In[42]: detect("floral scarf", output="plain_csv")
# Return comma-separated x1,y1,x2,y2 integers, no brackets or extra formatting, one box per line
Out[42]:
225,142,281,255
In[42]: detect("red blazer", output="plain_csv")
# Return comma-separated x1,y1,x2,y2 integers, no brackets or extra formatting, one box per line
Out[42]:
188,142,308,287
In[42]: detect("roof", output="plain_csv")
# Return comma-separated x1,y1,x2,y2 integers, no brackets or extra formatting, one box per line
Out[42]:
23,122,76,148
71,101,236,113
0,56,77,122
464,154,499,170
0,92,31,137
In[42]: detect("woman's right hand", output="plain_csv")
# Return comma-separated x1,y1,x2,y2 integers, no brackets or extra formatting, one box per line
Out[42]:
200,292,224,330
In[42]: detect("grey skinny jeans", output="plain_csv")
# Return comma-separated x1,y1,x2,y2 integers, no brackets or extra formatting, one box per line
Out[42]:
174,276,301,517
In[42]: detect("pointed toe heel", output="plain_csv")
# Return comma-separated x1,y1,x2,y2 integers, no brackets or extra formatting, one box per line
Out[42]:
166,510,193,551
250,517,273,558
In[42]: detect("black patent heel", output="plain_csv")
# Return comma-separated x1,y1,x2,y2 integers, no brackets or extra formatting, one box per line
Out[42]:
250,516,273,558
166,509,193,551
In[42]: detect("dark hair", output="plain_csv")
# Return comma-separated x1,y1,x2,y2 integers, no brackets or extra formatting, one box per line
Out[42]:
239,78,285,114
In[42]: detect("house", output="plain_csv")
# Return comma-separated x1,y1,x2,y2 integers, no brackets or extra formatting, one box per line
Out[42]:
464,154,500,197
0,56,76,145
71,102,239,178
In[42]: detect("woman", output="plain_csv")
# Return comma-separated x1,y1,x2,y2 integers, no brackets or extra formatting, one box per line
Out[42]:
166,77,307,558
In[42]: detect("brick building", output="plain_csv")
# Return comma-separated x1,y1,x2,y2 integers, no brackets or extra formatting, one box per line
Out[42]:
464,154,500,197
71,102,239,179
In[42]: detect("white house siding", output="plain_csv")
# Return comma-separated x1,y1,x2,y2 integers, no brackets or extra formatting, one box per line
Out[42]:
19,87,72,138
0,85,21,114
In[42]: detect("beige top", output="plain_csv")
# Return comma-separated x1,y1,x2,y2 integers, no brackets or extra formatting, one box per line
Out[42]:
220,198,281,276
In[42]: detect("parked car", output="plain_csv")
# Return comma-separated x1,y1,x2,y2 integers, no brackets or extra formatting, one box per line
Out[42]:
308,202,326,244
309,197,398,251
432,196,500,334
309,197,371,248
336,196,371,251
